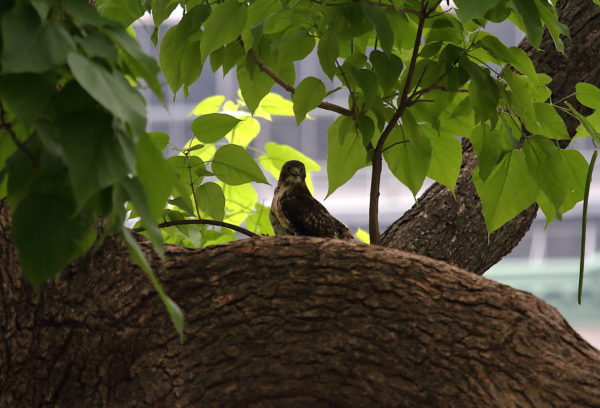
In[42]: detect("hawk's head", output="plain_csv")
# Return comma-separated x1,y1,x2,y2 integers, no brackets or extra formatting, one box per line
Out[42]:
279,160,306,184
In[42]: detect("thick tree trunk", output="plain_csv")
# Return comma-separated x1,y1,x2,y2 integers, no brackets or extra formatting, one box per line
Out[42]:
382,0,600,273
2,1,600,406
1,202,599,407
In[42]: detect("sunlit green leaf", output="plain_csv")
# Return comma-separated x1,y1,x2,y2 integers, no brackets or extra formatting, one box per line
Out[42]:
197,182,225,221
473,150,538,233
293,76,326,125
190,95,226,116
191,113,241,143
201,0,247,65
327,117,367,197
212,145,269,185
137,133,173,220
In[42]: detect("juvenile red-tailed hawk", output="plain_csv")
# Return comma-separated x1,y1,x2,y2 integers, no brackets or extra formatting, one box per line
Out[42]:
270,160,354,240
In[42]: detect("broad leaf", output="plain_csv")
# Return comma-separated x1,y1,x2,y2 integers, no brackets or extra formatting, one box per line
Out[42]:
201,0,247,65
212,145,269,185
12,193,95,286
197,182,225,221
293,77,325,125
137,133,173,219
1,4,76,73
473,150,538,233
191,113,241,143
327,117,367,197
258,141,321,192
67,53,146,132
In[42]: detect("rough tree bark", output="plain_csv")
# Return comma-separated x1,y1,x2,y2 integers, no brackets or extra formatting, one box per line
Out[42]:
2,0,600,407
1,204,599,407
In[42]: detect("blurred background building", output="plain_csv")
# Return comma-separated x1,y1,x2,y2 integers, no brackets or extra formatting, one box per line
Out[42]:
134,16,600,348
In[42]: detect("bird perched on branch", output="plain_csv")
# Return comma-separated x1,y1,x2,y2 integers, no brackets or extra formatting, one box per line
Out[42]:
270,160,354,240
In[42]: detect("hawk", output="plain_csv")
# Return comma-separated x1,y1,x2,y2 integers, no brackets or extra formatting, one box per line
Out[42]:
270,160,354,240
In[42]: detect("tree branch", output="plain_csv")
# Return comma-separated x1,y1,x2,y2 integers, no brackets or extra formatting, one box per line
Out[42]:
247,49,355,117
132,219,259,238
368,1,428,244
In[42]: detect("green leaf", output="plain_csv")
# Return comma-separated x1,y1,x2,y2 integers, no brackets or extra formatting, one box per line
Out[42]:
351,68,380,107
355,228,370,244
190,95,225,116
369,50,403,91
1,4,76,73
201,0,247,65
258,141,321,192
567,102,600,144
510,0,543,48
0,74,55,124
223,182,257,225
212,144,269,185
461,57,500,124
469,123,514,181
576,82,600,110
197,182,225,221
49,111,134,210
122,178,165,257
226,117,260,148
532,103,569,140
191,113,241,143
151,0,178,26
237,62,274,114
159,5,210,96
327,117,367,197
246,203,274,235
97,0,144,27
255,93,295,118
12,193,95,286
425,129,462,192
383,112,432,196
362,4,393,52
317,31,339,79
523,136,569,210
454,0,503,20
122,229,185,341
137,133,173,220
67,53,146,132
104,27,165,102
293,77,326,125
473,150,538,234
148,132,170,151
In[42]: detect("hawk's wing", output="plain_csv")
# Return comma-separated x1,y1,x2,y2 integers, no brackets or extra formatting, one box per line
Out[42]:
279,192,353,239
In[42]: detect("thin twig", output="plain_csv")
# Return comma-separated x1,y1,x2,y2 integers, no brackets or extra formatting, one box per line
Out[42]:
132,219,259,238
368,0,428,245
381,140,410,153
0,103,36,164
247,49,355,117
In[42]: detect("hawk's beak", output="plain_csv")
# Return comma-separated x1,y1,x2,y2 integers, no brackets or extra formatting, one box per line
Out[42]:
290,169,302,177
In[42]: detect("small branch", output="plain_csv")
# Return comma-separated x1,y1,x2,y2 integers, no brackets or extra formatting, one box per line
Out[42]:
0,103,36,165
247,49,355,117
132,219,259,238
369,1,428,245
